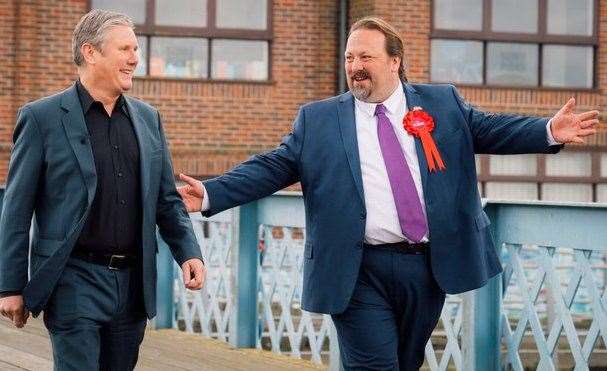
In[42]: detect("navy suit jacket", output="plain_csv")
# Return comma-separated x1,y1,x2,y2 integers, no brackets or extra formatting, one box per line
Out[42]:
203,83,561,314
0,84,202,317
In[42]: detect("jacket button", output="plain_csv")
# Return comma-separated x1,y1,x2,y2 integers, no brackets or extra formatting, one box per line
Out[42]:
360,212,366,220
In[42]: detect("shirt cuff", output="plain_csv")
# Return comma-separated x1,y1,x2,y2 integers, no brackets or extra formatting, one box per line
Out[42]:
546,119,560,145
201,182,211,212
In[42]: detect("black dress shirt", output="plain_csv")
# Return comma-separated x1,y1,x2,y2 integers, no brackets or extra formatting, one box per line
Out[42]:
0,82,144,298
73,80,142,257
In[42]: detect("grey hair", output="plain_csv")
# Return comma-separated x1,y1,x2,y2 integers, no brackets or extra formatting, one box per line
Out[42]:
72,9,134,66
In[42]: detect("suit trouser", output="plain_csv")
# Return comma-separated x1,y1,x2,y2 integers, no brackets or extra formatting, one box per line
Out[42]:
331,244,446,371
43,257,147,371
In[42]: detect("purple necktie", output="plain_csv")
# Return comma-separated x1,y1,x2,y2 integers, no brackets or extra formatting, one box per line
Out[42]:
375,104,428,242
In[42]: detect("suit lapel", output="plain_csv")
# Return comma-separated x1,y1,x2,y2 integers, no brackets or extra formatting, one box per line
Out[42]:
60,84,97,207
124,97,151,201
403,83,429,190
337,92,365,206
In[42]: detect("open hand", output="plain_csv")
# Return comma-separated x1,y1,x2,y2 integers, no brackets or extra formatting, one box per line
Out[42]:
550,97,599,144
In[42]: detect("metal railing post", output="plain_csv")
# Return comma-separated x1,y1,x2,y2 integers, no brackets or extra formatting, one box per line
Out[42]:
233,201,260,347
473,203,503,371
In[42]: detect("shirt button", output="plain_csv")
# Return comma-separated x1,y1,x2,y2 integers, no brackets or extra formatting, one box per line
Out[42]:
113,145,119,151
117,172,123,177
119,200,126,205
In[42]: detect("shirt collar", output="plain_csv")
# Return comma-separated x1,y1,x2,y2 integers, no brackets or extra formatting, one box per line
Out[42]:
75,80,128,116
354,80,405,118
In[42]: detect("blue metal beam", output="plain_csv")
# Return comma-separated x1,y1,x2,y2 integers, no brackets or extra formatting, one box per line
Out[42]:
235,202,260,347
487,201,607,251
474,203,502,371
257,192,305,228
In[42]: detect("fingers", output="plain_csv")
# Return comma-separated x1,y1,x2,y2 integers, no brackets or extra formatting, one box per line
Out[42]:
182,260,205,290
577,128,597,137
577,110,599,122
190,264,206,290
13,312,24,328
176,186,189,198
557,97,576,115
580,119,599,129
182,262,191,287
179,173,199,188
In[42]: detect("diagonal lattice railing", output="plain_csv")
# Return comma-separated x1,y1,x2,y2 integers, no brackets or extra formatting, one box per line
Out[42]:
154,196,607,371
484,201,607,371
172,211,236,342
500,245,607,371
256,222,469,369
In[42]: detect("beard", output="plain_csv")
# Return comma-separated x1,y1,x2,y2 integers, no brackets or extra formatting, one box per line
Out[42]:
348,70,373,102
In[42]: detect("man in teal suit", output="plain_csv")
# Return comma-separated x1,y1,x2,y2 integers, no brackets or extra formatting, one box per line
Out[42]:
178,17,598,371
0,9,205,370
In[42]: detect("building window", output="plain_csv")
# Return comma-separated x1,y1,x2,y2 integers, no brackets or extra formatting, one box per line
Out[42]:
477,150,606,203
91,0,272,81
431,0,597,89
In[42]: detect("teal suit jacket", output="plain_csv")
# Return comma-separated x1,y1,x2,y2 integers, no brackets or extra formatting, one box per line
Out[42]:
0,84,202,317
202,83,561,314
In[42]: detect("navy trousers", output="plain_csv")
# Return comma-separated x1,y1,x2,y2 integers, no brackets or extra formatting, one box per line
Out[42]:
331,245,446,371
43,257,147,371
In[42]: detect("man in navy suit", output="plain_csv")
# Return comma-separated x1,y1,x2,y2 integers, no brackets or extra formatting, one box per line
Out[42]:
0,9,205,370
178,17,599,371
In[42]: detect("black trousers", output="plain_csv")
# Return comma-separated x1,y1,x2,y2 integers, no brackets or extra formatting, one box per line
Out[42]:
331,244,446,371
43,257,147,371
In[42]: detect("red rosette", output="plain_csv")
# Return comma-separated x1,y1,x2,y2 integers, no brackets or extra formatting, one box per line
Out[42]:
403,107,446,172
403,108,435,136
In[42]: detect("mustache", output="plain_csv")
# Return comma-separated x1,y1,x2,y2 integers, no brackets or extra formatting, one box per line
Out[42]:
350,70,370,80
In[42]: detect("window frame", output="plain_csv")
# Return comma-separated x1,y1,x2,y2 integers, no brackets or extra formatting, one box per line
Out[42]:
89,0,274,83
477,147,606,202
430,0,599,90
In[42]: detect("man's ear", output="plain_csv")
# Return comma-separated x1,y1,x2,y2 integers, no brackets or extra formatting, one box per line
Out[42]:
391,56,400,74
81,43,97,66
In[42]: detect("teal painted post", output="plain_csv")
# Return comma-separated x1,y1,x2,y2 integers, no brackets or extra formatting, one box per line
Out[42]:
0,187,4,217
155,233,174,329
474,203,502,371
235,202,260,347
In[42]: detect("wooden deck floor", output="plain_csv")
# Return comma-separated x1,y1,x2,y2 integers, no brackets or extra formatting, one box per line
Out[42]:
0,317,326,370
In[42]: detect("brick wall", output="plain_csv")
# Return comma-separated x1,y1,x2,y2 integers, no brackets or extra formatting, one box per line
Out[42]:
0,0,605,183
0,0,338,182
0,0,17,182
352,0,606,145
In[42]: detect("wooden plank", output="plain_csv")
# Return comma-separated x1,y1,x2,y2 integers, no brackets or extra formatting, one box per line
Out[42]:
0,317,324,371
0,343,53,370
140,328,325,370
0,359,28,371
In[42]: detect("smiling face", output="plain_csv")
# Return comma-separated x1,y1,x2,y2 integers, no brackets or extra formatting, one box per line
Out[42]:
345,28,401,103
84,25,139,95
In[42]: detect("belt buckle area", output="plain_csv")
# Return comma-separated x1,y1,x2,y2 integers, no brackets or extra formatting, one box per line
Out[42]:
108,255,126,270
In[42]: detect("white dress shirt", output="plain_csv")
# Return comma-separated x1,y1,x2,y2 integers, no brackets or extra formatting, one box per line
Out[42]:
201,82,559,245
355,81,428,244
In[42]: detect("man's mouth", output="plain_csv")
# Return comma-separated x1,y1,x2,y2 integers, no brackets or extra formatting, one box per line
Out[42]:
351,71,370,82
120,69,133,77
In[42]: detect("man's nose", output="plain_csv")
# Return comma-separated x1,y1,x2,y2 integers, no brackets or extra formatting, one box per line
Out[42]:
350,57,363,72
